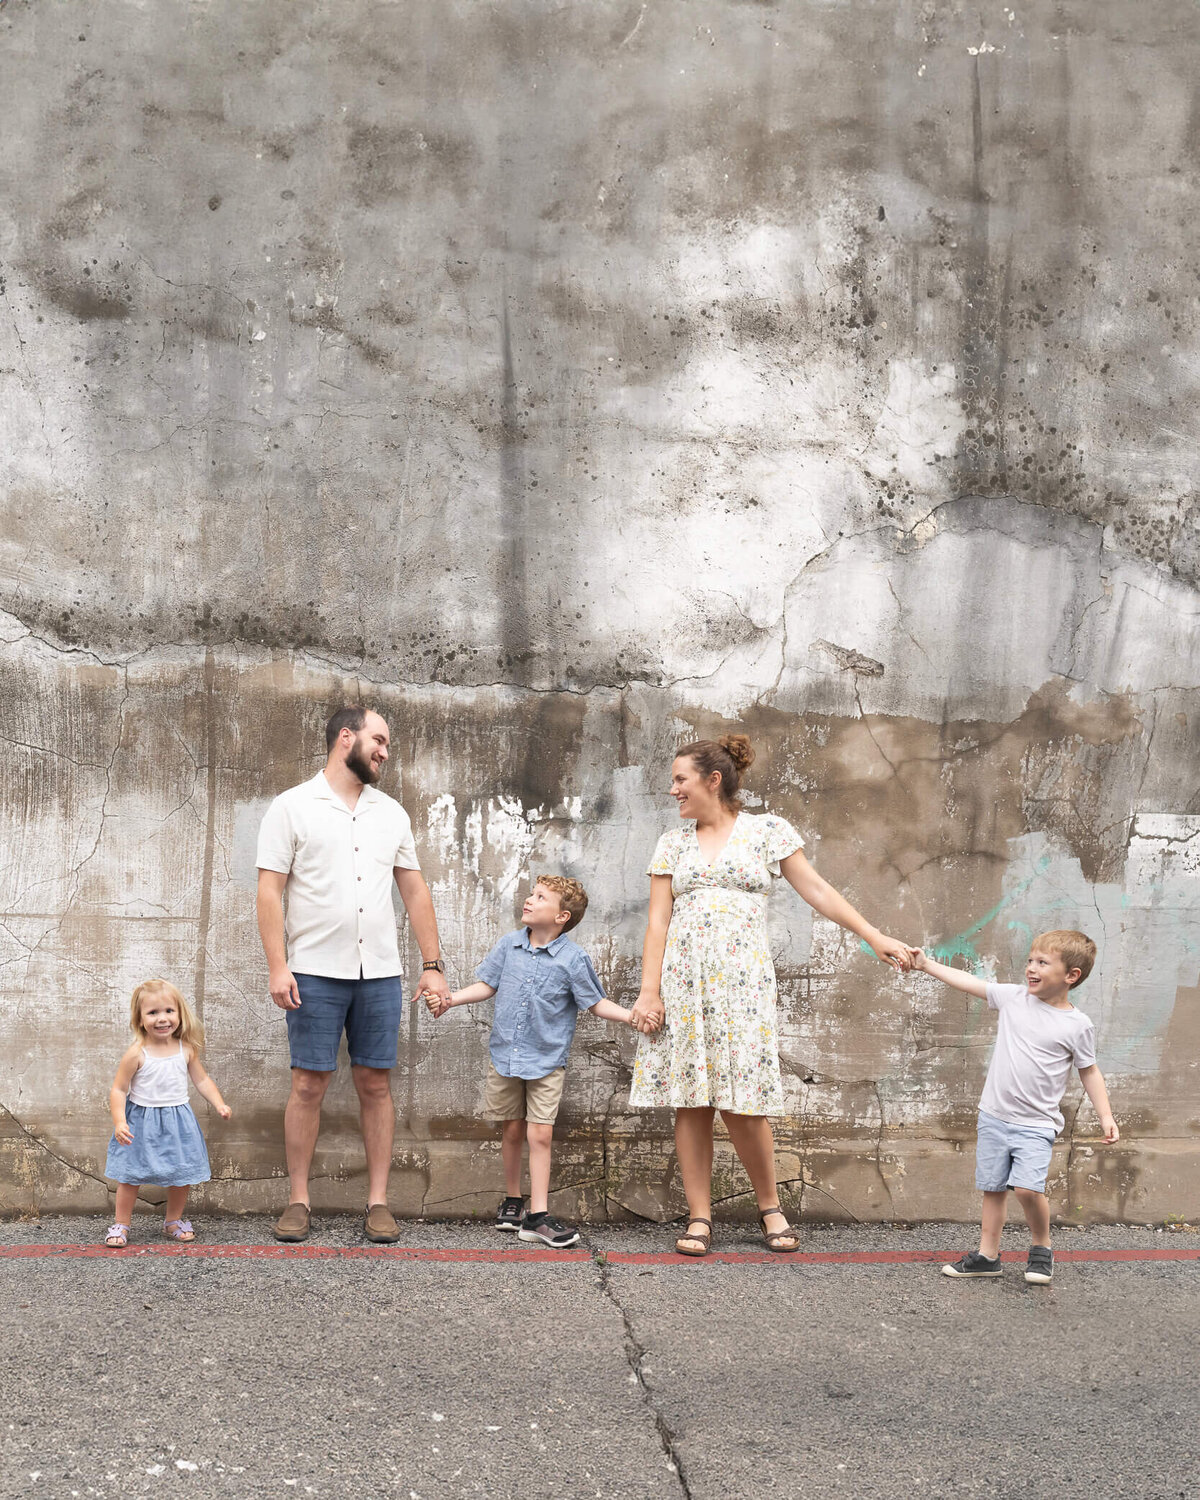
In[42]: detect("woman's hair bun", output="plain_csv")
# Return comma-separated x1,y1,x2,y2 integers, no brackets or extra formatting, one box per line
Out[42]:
719,734,755,773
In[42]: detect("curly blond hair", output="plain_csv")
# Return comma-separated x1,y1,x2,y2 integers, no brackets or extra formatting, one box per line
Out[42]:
534,874,589,933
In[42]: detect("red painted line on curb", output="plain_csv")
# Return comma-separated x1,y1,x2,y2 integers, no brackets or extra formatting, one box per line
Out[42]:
0,1244,592,1262
0,1244,1197,1264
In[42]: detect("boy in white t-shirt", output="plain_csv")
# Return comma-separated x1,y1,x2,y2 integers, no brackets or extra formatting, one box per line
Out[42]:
911,929,1119,1285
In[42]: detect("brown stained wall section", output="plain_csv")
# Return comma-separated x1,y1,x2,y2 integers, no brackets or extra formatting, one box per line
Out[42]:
0,647,1193,1223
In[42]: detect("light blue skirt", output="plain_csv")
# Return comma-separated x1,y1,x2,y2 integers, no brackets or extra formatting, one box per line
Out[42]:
105,1102,211,1187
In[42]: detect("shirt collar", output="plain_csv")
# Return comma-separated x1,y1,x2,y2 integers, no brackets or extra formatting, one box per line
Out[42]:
515,928,569,956
309,770,380,811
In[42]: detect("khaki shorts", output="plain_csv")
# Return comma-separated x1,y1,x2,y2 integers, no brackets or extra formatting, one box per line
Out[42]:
484,1062,566,1124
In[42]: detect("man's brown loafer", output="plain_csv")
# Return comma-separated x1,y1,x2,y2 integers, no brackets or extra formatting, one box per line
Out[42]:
272,1202,312,1242
364,1203,401,1243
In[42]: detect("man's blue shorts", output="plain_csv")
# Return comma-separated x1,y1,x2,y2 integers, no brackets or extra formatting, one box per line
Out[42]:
975,1109,1056,1193
287,973,404,1071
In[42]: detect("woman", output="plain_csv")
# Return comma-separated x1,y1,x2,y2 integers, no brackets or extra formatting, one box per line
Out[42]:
629,735,912,1255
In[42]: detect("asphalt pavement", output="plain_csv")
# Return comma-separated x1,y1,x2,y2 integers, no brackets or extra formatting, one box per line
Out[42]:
2,1217,1197,1500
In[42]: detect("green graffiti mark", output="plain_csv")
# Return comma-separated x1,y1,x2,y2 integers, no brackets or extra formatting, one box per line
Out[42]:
862,853,1054,971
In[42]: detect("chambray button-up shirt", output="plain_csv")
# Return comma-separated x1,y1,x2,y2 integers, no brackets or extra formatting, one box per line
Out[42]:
477,929,606,1080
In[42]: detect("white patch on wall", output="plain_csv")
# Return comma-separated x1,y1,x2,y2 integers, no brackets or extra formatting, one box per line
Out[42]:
485,797,538,897
425,793,458,867
863,358,965,494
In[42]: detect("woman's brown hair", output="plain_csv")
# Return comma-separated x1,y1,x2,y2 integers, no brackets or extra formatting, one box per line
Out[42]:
675,734,755,811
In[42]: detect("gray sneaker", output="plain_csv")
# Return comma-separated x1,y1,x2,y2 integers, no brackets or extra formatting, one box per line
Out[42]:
517,1213,581,1249
1025,1245,1054,1284
942,1250,1003,1278
495,1197,525,1232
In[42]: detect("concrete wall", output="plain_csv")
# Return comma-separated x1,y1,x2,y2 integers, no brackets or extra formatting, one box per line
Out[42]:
2,0,1197,1223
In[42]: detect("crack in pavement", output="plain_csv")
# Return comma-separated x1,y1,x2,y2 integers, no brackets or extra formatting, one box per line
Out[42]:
591,1248,693,1500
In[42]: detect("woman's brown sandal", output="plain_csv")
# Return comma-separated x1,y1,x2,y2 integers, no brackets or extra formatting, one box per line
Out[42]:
758,1207,799,1253
674,1217,713,1257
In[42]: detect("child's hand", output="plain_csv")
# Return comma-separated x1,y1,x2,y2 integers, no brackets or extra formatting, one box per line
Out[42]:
629,1007,661,1033
426,992,452,1018
216,1103,232,1120
630,991,665,1034
908,947,929,972
1101,1117,1119,1143
870,932,915,971
114,1120,133,1145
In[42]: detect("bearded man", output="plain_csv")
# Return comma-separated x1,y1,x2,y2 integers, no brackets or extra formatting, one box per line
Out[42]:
256,705,449,1243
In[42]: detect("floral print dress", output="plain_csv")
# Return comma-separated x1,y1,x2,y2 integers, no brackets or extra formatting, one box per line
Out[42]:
630,812,803,1116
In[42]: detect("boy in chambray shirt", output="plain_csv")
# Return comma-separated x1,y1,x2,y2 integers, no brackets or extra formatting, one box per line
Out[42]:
427,875,638,1247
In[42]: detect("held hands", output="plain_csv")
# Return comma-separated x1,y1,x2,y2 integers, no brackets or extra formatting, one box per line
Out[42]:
269,966,301,1011
414,967,451,1010
114,1119,133,1146
869,932,917,972
425,990,455,1019
630,990,665,1035
908,946,931,973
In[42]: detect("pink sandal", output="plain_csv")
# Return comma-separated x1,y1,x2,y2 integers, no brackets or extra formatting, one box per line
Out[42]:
164,1218,195,1242
104,1223,130,1248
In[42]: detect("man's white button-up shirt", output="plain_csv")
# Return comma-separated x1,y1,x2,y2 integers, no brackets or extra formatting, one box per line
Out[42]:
255,771,421,980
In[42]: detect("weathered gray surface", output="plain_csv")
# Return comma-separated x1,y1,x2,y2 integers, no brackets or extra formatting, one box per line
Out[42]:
1,1,1198,1219
1,1221,1198,1500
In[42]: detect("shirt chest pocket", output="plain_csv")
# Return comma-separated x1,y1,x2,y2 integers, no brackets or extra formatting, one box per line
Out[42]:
528,969,573,1008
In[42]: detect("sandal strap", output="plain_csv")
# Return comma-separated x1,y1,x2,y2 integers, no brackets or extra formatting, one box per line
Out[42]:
682,1217,713,1231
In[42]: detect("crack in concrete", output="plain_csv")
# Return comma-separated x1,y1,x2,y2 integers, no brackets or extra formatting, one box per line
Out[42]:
0,1103,111,1193
592,1251,692,1500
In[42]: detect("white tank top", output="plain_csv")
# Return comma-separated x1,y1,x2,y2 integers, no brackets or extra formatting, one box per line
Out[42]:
128,1041,190,1107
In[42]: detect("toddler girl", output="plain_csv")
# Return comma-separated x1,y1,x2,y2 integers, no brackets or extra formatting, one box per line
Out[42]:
104,979,231,1247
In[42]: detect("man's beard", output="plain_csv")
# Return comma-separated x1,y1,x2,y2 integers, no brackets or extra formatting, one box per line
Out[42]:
346,744,380,785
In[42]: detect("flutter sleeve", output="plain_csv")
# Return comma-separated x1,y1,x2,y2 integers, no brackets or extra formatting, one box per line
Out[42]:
761,814,804,876
646,831,678,877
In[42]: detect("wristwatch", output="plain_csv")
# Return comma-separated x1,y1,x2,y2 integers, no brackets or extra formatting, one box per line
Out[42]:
422,959,445,973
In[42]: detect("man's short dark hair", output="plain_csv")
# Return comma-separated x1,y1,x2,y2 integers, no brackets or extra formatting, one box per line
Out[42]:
326,705,368,752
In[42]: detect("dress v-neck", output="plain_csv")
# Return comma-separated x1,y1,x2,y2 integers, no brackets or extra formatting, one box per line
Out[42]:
694,811,741,866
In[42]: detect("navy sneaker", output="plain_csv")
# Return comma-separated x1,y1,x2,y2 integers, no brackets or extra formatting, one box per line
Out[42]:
942,1250,1003,1278
1025,1245,1054,1284
495,1196,525,1232
517,1212,581,1249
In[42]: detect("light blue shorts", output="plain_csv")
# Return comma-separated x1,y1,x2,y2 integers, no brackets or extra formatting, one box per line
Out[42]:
975,1109,1056,1193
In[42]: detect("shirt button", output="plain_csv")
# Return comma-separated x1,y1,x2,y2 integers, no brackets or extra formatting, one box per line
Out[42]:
358,938,363,944
357,876,362,881
359,907,364,913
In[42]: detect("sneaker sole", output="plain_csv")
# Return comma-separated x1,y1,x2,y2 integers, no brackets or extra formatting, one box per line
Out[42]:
516,1229,581,1248
1024,1270,1053,1284
941,1265,1002,1278
495,1222,521,1232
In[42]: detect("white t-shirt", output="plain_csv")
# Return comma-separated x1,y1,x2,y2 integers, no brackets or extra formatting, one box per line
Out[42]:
978,983,1097,1134
256,771,420,980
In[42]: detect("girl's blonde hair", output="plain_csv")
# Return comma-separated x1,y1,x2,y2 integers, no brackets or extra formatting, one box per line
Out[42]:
129,979,204,1050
